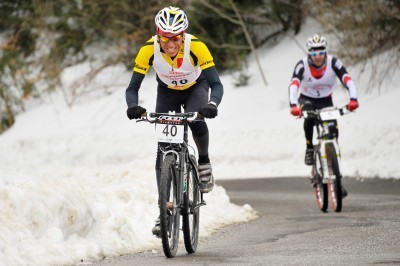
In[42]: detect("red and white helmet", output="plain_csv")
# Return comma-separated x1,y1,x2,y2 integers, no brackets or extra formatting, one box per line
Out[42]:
306,34,327,51
155,6,188,34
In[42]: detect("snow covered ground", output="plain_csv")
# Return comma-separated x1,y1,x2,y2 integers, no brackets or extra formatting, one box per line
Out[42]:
0,18,399,265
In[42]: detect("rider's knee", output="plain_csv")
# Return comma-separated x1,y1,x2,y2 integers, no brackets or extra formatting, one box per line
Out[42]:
189,121,208,137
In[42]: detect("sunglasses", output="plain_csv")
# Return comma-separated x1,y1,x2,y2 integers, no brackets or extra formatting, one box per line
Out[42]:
158,34,183,43
309,50,326,57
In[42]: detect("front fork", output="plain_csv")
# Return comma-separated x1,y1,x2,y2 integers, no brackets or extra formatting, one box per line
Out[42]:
320,140,341,183
155,144,183,207
157,145,204,214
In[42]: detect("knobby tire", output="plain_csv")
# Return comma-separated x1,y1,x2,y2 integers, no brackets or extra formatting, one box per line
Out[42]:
159,154,180,258
327,143,342,212
312,147,328,212
182,155,200,253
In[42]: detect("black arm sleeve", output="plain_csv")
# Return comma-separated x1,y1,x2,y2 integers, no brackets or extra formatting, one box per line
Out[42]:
331,57,349,87
202,66,224,106
125,72,145,108
291,60,305,81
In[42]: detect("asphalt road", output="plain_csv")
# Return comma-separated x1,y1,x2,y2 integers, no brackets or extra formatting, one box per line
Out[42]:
94,177,400,265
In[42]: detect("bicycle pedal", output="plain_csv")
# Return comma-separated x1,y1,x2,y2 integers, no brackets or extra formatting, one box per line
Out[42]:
152,226,161,237
199,181,214,193
310,176,317,184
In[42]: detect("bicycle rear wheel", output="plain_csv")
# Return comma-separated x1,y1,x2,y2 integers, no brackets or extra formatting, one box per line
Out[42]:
159,154,180,258
182,155,200,253
326,143,342,212
312,147,328,212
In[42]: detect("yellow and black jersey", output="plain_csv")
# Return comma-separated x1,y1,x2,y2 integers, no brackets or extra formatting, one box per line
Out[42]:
133,34,215,75
126,34,223,108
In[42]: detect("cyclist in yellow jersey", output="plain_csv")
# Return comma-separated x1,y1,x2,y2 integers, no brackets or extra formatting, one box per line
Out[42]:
125,6,224,235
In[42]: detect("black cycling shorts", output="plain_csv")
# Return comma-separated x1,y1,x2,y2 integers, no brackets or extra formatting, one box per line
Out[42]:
156,79,209,138
298,94,333,111
155,79,209,113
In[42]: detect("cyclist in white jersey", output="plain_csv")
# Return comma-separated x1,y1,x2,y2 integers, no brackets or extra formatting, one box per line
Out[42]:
288,34,359,197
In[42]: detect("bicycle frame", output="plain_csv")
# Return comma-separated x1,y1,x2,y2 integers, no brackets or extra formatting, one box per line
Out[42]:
137,111,205,257
304,107,348,182
148,112,204,211
315,119,341,183
303,106,350,212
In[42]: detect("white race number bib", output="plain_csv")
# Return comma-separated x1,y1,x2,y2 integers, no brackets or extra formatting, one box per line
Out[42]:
155,123,184,143
320,110,341,121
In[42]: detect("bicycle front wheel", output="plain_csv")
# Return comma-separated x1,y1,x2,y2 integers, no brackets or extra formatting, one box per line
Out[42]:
312,147,328,212
182,155,200,253
326,143,342,212
159,154,180,258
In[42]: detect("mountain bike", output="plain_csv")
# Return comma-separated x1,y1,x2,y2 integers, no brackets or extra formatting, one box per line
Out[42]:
138,111,206,258
302,106,350,213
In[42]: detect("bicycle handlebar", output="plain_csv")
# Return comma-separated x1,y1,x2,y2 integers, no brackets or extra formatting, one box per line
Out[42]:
301,106,351,120
136,111,203,124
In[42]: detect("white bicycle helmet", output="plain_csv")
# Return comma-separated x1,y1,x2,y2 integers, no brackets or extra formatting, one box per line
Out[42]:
306,34,327,51
155,6,188,34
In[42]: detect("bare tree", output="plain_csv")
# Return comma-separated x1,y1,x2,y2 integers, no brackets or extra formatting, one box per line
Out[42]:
194,0,268,86
309,0,400,92
228,0,268,85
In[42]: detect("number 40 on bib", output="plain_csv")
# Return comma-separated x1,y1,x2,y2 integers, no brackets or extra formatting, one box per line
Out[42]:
155,123,184,143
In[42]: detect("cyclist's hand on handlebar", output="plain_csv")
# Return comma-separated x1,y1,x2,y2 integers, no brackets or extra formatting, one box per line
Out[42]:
346,99,359,111
290,105,301,117
127,106,147,120
199,103,218,118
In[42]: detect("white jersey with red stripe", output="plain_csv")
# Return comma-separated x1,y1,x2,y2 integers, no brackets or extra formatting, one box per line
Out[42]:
300,55,337,98
288,54,357,106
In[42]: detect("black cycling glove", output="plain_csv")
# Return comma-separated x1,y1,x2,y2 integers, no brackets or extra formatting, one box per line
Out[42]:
127,106,146,120
199,103,218,118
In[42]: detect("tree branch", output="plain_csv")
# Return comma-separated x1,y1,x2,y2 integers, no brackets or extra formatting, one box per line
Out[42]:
229,0,268,86
200,0,241,25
